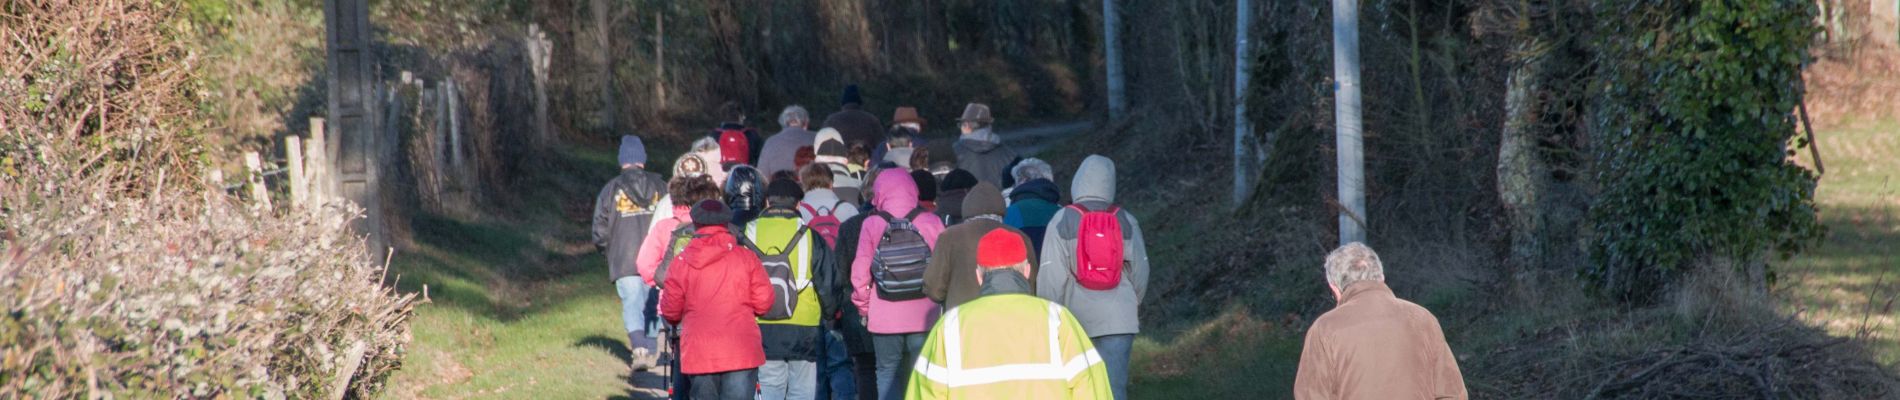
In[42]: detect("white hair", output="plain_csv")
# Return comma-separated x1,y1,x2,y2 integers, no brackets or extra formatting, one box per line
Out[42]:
690,137,721,153
1012,158,1054,183
778,105,809,127
1323,243,1385,290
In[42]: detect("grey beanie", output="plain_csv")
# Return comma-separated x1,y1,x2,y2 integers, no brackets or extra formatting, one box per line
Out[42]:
618,135,648,167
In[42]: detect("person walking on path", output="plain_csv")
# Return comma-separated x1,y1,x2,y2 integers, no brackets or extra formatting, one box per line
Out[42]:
850,169,946,400
906,230,1112,400
726,165,767,227
711,101,765,168
830,169,888,400
660,200,774,400
951,103,1019,188
796,164,863,400
813,128,864,207
822,85,883,149
909,170,939,215
1004,158,1062,255
924,183,1036,311
591,136,668,371
747,179,844,400
1035,155,1150,400
1293,243,1467,400
759,105,817,176
934,170,979,226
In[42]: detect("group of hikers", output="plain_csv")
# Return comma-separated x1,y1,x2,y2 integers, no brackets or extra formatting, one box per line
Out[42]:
593,85,1467,399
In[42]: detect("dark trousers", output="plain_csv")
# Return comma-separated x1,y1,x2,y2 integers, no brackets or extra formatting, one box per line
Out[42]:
815,328,858,400
689,369,757,400
852,353,877,400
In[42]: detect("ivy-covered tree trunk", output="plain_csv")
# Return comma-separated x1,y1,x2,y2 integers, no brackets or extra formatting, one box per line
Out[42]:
1499,38,1547,285
1585,0,1824,303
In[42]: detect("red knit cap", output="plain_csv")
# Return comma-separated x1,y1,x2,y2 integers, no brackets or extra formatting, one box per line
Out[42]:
977,229,1028,269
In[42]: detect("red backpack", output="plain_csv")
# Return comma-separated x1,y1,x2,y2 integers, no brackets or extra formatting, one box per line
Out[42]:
1070,205,1126,291
800,200,845,249
718,129,750,166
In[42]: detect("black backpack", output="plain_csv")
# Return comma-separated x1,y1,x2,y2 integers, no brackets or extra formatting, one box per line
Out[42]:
740,223,811,321
871,209,933,301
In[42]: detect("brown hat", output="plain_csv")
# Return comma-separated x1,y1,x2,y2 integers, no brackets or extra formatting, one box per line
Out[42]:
956,103,993,124
892,107,926,125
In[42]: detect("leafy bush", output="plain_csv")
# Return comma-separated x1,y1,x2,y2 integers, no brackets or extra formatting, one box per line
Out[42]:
1,0,414,397
1586,0,1825,302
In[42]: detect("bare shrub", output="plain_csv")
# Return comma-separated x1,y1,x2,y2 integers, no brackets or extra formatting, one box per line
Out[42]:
1,0,415,397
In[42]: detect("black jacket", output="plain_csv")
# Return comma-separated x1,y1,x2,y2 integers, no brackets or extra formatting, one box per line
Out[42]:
592,168,667,282
830,210,877,355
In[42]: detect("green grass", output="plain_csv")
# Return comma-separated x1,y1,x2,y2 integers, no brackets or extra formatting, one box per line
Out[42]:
382,143,670,399
1777,118,1900,365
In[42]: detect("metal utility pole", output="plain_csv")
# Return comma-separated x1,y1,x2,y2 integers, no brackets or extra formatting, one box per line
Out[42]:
1104,0,1126,120
1233,0,1253,207
1333,0,1366,245
323,0,386,252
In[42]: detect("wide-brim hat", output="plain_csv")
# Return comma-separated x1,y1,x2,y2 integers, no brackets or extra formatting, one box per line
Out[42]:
955,103,993,124
893,107,926,125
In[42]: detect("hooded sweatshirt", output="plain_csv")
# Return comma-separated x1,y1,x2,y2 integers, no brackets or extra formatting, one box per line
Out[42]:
592,167,667,282
823,104,884,149
1035,155,1150,338
659,225,773,375
953,128,1020,188
850,168,946,334
924,183,1037,311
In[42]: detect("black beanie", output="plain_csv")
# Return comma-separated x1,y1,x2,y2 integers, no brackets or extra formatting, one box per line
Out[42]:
939,169,978,193
910,170,939,202
691,200,733,227
840,85,862,106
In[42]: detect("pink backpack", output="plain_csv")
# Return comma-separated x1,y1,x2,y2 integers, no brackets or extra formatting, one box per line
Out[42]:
1070,205,1126,291
800,200,845,248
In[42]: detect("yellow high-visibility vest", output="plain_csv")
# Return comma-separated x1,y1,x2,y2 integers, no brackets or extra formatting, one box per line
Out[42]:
906,294,1113,399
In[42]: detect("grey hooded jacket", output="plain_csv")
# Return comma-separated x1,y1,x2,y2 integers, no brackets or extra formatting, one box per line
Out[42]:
1035,155,1150,337
953,128,1019,188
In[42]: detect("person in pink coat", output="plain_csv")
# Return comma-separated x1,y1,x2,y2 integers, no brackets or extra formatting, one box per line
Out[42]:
849,168,945,400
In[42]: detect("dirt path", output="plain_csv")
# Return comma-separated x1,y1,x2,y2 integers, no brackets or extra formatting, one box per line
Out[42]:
1000,120,1094,156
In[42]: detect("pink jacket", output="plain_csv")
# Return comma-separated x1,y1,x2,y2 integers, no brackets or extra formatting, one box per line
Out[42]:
636,205,693,286
852,168,945,334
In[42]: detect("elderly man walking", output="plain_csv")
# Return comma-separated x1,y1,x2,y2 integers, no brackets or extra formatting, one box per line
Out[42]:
906,230,1112,400
759,105,817,176
1294,243,1467,400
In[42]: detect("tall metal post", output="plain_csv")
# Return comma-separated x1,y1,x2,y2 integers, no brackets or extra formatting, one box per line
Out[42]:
323,0,385,252
1233,0,1253,207
1333,0,1366,245
1104,0,1126,120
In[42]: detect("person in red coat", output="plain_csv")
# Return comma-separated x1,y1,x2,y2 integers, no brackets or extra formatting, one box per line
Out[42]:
661,199,774,400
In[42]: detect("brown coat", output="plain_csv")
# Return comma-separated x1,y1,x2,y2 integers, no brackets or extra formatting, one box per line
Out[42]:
1294,281,1467,400
923,183,1035,311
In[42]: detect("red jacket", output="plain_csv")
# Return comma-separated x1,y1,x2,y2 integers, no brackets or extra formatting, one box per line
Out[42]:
660,225,773,375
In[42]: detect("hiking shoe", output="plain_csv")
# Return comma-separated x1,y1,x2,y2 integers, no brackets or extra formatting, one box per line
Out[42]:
629,348,657,371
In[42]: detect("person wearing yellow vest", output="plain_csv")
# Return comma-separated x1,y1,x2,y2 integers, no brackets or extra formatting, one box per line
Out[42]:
906,230,1112,400
747,178,846,400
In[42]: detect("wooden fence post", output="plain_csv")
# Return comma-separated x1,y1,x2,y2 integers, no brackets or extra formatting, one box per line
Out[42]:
308,117,329,204
244,151,272,209
287,136,307,208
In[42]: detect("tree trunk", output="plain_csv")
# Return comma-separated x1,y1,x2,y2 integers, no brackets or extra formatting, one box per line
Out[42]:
1233,0,1253,207
1499,39,1548,283
591,0,618,135
1333,0,1366,245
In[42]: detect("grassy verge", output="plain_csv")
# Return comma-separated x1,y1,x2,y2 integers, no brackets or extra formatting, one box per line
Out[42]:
1778,118,1900,364
382,143,674,399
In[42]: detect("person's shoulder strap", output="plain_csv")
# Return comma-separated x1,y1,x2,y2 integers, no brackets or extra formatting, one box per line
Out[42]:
905,207,927,221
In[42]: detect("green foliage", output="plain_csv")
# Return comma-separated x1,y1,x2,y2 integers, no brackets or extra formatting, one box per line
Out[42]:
1585,0,1825,302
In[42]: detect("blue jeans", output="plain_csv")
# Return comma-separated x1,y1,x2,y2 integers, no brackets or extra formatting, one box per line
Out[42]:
690,368,757,400
615,277,650,334
815,329,857,400
1092,334,1135,400
872,333,927,400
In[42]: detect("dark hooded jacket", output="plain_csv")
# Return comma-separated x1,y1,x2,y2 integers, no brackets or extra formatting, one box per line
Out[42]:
823,104,884,150
953,128,1020,188
924,183,1036,311
592,167,667,282
1004,178,1062,254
